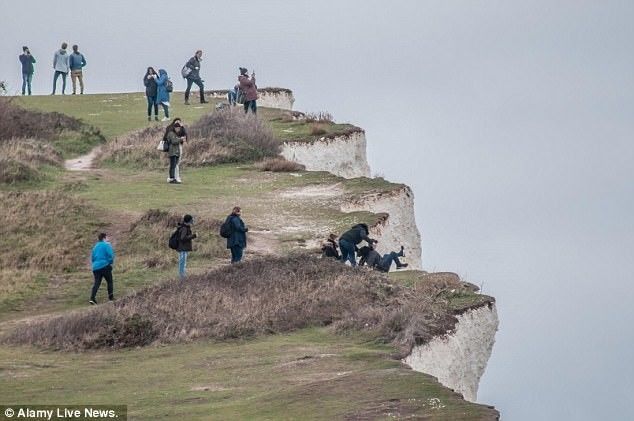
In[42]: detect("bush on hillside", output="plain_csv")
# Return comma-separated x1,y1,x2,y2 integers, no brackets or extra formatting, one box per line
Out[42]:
3,255,458,353
0,98,84,141
0,138,63,184
254,157,305,172
99,109,280,169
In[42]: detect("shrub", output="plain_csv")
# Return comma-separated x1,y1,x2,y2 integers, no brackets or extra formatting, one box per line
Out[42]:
255,157,305,172
4,254,460,354
305,111,334,123
309,123,327,136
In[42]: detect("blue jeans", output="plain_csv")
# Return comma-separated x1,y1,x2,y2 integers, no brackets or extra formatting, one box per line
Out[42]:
52,71,67,94
179,251,188,278
22,72,33,95
230,245,243,263
228,90,237,106
379,251,404,272
147,95,158,116
244,100,257,114
339,239,356,267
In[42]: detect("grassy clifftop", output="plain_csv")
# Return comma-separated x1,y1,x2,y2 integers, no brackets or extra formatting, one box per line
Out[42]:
0,93,498,420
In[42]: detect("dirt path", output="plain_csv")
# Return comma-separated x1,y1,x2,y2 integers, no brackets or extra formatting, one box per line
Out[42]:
64,146,102,171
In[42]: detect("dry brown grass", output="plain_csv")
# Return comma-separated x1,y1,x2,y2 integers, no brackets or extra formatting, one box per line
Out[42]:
0,97,84,141
0,138,63,183
255,157,305,172
99,109,280,169
309,123,328,136
4,255,459,354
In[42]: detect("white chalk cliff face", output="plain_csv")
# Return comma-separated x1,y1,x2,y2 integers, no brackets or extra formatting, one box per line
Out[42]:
403,303,499,403
341,186,423,270
281,131,372,179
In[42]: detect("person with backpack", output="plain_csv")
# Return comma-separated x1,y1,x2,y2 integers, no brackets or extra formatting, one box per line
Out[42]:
321,233,340,260
175,214,197,279
89,233,115,305
358,244,408,272
223,206,248,263
143,67,159,121
19,46,36,96
156,68,172,121
69,44,87,95
238,67,258,114
183,50,208,105
164,118,186,183
51,42,70,95
338,223,377,267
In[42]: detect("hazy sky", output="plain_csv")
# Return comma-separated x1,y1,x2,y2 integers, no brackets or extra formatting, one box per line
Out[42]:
2,1,633,419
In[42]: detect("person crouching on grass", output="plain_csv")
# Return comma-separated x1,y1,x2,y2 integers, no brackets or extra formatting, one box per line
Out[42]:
89,233,115,305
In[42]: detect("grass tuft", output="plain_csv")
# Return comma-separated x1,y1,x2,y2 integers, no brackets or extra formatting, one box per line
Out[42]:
254,157,305,172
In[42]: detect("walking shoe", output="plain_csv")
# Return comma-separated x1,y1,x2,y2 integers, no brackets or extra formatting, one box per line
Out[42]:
200,99,209,104
184,101,190,105
161,117,169,122
396,263,409,269
167,178,174,183
89,300,97,305
154,116,159,121
400,245,405,257
169,179,179,184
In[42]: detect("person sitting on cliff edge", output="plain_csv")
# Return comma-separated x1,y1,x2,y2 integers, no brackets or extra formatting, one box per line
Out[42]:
358,243,408,272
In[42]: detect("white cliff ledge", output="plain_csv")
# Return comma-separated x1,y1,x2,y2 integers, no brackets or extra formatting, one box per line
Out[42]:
206,87,295,110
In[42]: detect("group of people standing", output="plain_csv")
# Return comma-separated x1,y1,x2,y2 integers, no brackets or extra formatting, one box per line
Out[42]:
18,42,87,96
89,207,249,303
321,224,408,272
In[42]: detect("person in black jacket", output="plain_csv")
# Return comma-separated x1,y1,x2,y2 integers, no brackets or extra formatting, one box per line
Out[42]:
358,244,408,272
184,50,208,105
338,223,377,267
177,214,197,279
143,67,159,121
321,233,340,260
226,206,248,263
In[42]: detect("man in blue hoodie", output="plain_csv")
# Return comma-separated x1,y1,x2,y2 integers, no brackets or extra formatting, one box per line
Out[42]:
69,44,87,95
90,232,115,305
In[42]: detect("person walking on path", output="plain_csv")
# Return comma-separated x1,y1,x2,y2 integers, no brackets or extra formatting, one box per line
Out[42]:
238,67,258,114
338,223,377,267
143,67,159,121
176,214,197,279
183,50,208,105
52,42,70,95
165,118,186,183
89,233,115,305
156,68,171,121
226,206,248,263
69,44,87,94
19,46,36,96
358,244,408,272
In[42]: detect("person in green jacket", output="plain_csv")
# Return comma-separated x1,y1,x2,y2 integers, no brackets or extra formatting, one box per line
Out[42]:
165,118,186,184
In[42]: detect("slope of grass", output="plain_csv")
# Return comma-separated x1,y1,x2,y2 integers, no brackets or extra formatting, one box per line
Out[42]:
0,329,499,420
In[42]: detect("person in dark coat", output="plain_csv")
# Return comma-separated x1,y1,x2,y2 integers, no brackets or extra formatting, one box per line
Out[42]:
184,50,208,105
321,233,340,260
143,67,159,121
165,118,186,183
338,223,376,267
19,46,36,96
238,67,258,114
226,206,248,263
358,244,408,272
177,214,197,279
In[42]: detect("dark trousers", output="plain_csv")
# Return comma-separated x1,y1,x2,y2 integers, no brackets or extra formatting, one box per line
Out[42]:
339,239,356,267
243,100,257,114
147,95,158,116
378,251,404,272
91,265,114,301
52,71,67,94
185,78,205,102
230,245,244,263
169,155,179,179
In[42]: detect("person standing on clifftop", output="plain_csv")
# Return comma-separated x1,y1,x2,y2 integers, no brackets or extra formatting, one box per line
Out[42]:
338,223,377,267
19,46,36,96
69,44,87,95
238,67,258,114
89,233,115,305
51,42,70,95
183,50,208,105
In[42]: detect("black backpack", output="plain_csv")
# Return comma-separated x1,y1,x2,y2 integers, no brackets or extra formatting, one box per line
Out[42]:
165,78,174,93
168,227,181,250
219,216,233,239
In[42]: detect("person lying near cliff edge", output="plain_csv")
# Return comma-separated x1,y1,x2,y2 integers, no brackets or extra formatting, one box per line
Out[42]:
338,223,376,267
321,233,340,260
358,243,408,272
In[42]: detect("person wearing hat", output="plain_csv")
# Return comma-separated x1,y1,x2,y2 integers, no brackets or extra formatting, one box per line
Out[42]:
238,67,258,114
19,46,36,95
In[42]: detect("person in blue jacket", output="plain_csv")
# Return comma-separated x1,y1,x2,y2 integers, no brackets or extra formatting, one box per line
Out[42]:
155,68,171,121
227,206,248,263
89,232,115,305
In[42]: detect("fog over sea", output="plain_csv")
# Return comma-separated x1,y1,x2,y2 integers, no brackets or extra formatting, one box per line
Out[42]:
2,1,633,419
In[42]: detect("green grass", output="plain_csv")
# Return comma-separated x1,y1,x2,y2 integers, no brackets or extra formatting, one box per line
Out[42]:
0,329,498,420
